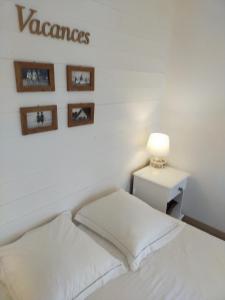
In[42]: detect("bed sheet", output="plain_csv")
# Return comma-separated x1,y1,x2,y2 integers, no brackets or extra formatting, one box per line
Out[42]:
1,223,225,300
86,224,225,300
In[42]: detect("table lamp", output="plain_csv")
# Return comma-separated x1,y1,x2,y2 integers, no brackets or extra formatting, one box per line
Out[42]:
147,133,170,168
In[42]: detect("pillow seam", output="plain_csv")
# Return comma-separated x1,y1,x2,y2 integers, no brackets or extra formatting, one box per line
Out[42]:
77,212,179,260
72,263,123,300
133,223,179,260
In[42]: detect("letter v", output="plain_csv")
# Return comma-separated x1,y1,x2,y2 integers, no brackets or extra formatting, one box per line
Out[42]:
16,5,37,32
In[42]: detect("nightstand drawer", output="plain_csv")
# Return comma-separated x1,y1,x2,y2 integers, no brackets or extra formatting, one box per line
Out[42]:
169,178,188,202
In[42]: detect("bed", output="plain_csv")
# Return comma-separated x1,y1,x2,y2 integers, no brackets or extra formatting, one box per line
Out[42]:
85,224,225,300
0,190,225,300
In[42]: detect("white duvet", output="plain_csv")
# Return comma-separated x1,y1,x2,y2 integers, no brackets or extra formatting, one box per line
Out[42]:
87,224,225,300
1,223,225,300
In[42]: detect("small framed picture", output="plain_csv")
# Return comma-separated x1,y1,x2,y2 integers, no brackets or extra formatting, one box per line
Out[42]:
14,61,55,92
68,103,95,127
20,105,58,135
67,66,94,91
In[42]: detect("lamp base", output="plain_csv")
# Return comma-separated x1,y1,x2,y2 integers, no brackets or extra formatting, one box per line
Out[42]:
150,158,167,169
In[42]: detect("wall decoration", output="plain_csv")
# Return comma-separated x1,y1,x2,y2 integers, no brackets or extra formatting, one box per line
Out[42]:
14,61,55,92
20,105,58,135
16,5,90,45
68,103,95,127
67,66,94,91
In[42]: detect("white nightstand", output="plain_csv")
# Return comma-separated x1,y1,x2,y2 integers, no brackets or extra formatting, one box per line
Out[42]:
133,166,189,219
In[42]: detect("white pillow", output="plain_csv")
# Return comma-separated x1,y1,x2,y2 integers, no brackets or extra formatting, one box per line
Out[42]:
75,190,183,271
0,212,126,300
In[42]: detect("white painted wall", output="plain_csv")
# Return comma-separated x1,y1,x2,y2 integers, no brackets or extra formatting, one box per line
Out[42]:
0,0,173,244
161,0,225,232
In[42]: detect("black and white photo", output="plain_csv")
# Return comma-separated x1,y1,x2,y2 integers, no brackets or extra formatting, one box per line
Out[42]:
22,68,50,87
20,105,58,135
72,71,90,87
14,61,55,92
67,66,94,91
68,103,95,127
27,110,53,129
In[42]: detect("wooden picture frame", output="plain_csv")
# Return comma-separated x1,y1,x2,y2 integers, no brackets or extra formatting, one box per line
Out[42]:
68,103,95,127
20,105,58,135
67,66,94,91
14,61,55,92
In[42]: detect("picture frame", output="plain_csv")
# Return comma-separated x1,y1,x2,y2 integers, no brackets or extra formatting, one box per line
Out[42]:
68,103,95,127
20,105,58,135
67,65,94,91
14,61,55,92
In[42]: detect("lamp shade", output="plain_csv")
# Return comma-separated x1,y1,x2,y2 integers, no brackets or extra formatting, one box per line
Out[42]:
147,133,170,157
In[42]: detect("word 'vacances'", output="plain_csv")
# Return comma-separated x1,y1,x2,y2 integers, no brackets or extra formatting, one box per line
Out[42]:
16,5,90,45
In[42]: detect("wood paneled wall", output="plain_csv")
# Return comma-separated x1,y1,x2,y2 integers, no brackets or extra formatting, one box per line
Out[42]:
0,0,173,245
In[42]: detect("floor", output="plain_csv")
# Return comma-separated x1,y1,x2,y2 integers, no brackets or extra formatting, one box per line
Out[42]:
183,216,225,241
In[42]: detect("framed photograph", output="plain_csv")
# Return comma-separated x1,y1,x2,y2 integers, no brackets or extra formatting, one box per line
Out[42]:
20,105,58,135
67,65,94,91
68,103,95,127
14,61,55,92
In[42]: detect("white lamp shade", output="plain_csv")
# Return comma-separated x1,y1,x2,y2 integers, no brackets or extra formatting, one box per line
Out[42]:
147,133,170,157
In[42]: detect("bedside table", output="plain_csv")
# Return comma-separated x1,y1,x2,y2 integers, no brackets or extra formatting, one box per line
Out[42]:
133,166,189,219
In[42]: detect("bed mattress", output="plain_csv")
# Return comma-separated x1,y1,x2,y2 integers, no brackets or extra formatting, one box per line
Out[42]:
1,223,225,300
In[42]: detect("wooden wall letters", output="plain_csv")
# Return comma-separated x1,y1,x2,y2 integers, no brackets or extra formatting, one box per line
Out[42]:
15,5,91,45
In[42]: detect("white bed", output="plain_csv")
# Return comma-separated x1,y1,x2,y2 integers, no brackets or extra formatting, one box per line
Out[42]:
1,192,225,300
1,223,225,300
84,224,225,300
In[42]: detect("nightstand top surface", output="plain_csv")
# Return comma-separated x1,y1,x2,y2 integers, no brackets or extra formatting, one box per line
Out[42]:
133,166,189,189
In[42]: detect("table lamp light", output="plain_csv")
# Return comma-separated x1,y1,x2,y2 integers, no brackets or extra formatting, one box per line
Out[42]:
147,133,170,168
